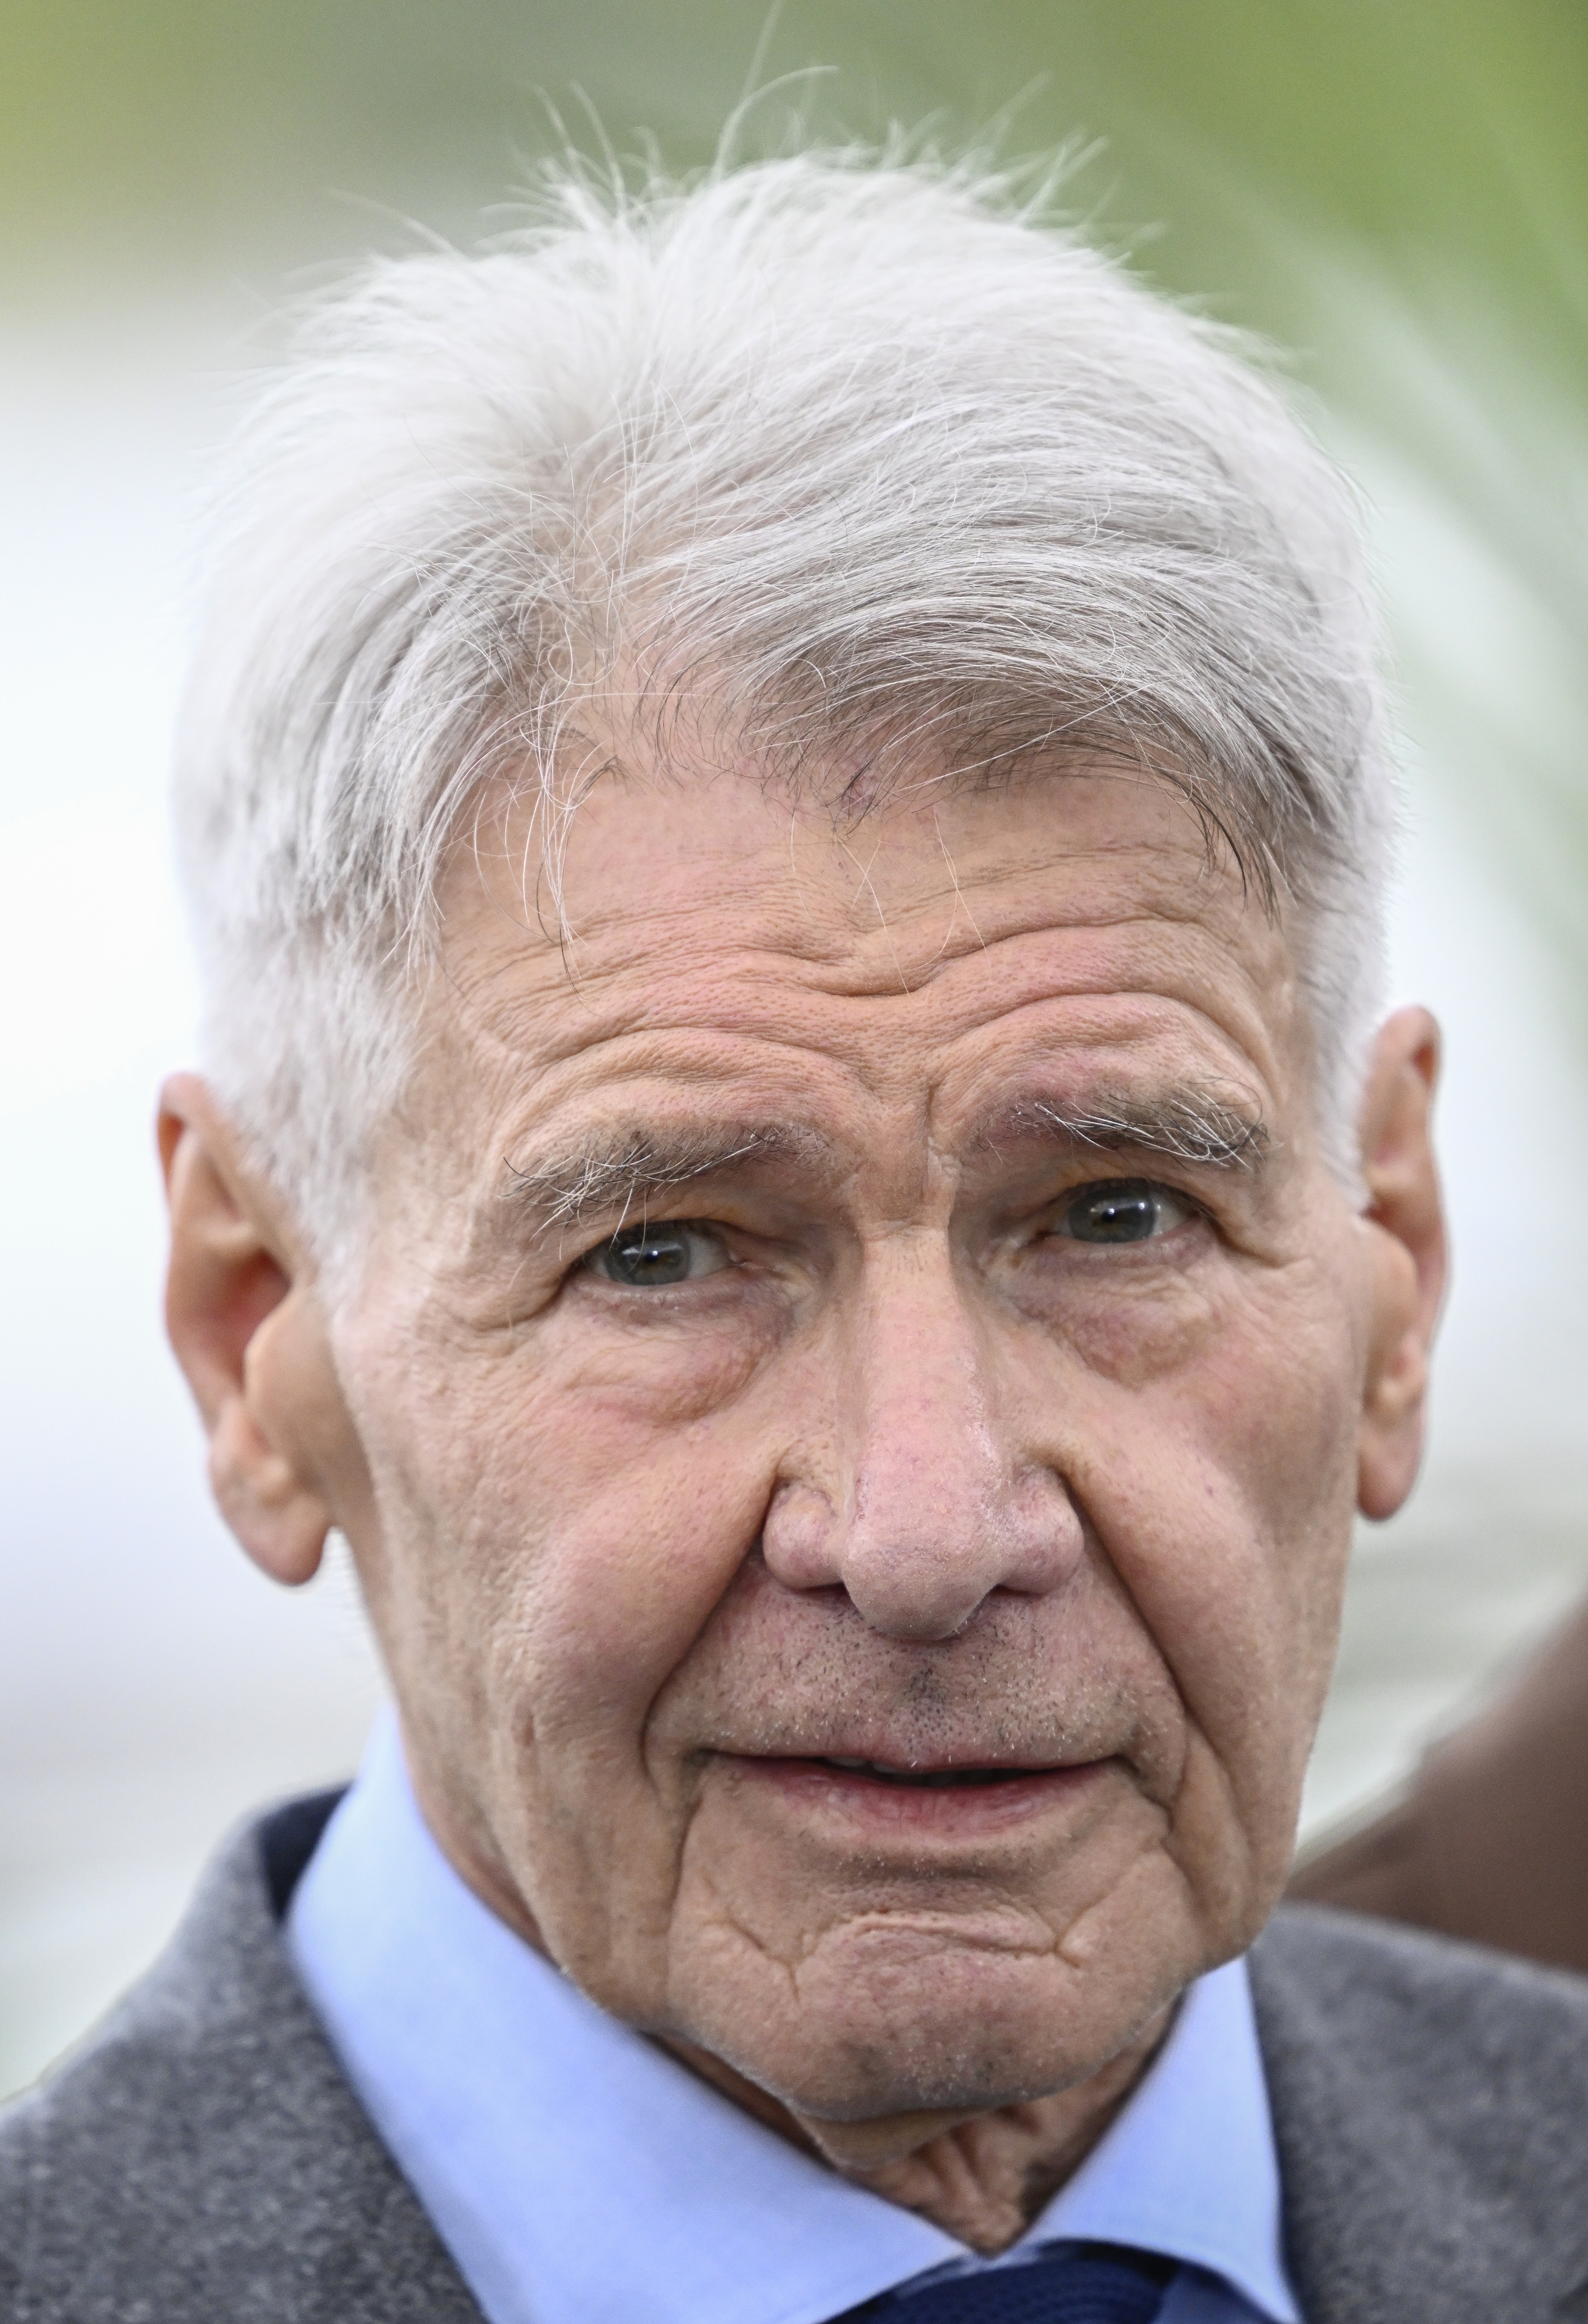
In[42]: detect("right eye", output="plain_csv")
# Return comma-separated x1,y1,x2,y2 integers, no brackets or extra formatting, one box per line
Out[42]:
582,1221,732,1288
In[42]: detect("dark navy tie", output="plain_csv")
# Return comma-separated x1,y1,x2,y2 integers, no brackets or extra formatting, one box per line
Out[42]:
834,2242,1175,2323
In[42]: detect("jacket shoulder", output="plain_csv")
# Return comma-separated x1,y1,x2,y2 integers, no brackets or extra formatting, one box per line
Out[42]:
1252,1903,1588,2324
0,1796,481,2324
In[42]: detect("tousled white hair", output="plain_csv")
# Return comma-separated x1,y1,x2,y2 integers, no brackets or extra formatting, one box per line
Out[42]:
175,147,1396,1266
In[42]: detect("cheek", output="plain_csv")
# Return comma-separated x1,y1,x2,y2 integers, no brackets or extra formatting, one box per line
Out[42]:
348,1316,786,1759
1009,1232,1255,1392
1041,1268,1218,1388
536,1284,789,1426
520,1441,777,1747
457,1298,796,1732
1059,1280,1359,1803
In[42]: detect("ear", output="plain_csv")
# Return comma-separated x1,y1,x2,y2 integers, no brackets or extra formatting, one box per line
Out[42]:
159,1073,347,1585
1355,1006,1448,1521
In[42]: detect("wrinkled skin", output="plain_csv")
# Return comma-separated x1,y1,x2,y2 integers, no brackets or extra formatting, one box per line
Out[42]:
162,763,1444,2249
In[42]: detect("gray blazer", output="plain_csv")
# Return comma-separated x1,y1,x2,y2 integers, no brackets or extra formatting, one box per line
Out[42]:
4,1791,1588,2323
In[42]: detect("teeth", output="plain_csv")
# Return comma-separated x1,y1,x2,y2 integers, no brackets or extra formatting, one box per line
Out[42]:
820,1758,1029,1788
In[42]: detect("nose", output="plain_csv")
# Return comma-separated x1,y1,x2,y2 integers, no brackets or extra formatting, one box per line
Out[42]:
760,1236,1084,1639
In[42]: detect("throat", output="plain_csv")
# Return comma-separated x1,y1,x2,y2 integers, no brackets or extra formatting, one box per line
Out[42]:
801,2005,1176,2252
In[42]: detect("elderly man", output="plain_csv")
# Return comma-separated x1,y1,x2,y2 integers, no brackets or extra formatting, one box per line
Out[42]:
5,152,1588,2324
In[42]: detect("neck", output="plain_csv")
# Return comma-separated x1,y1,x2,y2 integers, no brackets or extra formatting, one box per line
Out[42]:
661,2010,1172,2255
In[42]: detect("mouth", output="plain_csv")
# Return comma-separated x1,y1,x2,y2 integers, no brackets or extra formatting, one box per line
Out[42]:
720,1748,1112,1839
814,1757,1048,1789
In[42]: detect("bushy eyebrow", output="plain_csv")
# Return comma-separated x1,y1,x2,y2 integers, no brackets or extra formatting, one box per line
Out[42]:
500,1122,829,1237
499,1086,1268,1246
991,1089,1270,1172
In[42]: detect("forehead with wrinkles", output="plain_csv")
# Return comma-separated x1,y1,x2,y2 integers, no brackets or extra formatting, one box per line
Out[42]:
397,760,1309,1235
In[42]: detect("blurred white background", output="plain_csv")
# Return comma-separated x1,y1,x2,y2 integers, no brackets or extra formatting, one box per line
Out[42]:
4,0,1586,2104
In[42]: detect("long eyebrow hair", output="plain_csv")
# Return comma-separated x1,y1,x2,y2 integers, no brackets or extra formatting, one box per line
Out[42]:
999,1090,1271,1172
500,1122,827,1237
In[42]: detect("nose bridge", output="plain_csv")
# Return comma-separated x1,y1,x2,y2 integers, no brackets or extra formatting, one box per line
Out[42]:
829,1229,1065,1639
848,1232,1001,1539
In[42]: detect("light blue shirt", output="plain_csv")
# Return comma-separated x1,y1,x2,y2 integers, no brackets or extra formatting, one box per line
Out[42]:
288,1715,1298,2324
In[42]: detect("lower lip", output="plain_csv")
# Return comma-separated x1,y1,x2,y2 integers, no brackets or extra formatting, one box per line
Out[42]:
725,1756,1108,1832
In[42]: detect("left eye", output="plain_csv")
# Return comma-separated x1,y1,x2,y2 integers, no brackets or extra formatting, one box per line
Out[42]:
583,1221,732,1288
1051,1180,1193,1246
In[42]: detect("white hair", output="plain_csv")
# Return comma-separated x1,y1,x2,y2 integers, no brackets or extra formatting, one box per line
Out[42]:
174,147,1396,1267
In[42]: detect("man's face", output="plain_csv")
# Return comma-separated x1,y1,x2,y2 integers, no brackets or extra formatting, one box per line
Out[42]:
287,765,1417,2131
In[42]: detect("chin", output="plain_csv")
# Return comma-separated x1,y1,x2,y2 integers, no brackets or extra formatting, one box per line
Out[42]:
683,1926,1174,2126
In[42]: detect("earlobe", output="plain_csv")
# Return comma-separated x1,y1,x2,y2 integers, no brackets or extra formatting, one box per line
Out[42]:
207,1386,333,1586
1354,1008,1448,1522
159,1073,336,1586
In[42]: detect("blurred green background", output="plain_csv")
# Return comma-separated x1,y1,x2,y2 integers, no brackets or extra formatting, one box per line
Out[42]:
3,0,1586,2098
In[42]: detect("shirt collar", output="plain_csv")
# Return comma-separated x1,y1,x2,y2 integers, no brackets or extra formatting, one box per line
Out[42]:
288,1713,1296,2324
1029,1928,1298,2321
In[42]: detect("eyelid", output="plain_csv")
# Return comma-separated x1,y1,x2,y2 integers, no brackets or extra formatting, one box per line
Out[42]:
1062,1172,1204,1208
